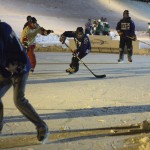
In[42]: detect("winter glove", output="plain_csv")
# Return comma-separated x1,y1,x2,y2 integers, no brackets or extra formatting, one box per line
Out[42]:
73,49,78,54
72,49,78,57
0,67,12,78
47,30,54,34
117,30,124,37
130,34,137,41
23,41,29,49
59,35,66,44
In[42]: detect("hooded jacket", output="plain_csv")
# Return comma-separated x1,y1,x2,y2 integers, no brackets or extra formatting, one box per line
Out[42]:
116,17,135,37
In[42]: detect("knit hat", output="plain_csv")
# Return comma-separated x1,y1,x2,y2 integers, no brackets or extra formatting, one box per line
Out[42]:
31,17,37,23
123,10,129,15
27,16,32,22
76,27,84,33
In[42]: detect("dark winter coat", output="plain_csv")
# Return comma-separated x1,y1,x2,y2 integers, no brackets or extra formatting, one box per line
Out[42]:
116,17,135,37
0,22,31,73
62,31,91,54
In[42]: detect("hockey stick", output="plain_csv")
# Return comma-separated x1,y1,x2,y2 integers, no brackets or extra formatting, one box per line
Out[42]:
126,36,150,47
64,43,106,78
115,34,150,46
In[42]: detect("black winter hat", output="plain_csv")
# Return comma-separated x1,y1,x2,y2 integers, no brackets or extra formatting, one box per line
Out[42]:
123,10,129,15
76,27,84,33
27,16,32,22
31,17,37,23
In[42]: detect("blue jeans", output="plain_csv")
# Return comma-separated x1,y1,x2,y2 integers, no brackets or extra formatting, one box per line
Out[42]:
0,73,46,131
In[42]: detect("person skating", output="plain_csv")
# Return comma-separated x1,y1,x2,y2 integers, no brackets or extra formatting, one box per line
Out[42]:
116,10,136,63
0,21,49,143
60,27,91,74
20,17,54,72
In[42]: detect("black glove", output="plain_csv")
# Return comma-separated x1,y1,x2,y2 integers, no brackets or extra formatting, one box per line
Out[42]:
0,67,12,78
118,31,124,37
130,34,137,41
72,49,78,56
59,35,66,44
23,41,29,49
47,30,54,34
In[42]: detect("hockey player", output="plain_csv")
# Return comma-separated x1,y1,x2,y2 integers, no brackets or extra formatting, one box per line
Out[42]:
0,21,49,142
116,10,136,62
20,17,54,72
60,27,91,74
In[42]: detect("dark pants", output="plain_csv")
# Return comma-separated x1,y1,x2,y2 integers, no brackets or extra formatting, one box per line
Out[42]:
70,53,87,72
0,73,46,131
119,37,133,60
85,29,92,35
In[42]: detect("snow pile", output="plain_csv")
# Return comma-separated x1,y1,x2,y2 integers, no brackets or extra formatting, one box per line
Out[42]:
35,34,61,46
34,31,150,49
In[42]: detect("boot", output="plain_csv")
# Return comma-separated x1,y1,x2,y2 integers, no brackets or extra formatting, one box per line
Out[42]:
36,124,49,143
127,49,133,63
66,67,73,73
118,50,124,63
66,67,77,74
128,57,132,62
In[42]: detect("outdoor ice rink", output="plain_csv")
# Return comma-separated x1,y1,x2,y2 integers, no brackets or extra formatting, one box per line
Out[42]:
1,52,150,149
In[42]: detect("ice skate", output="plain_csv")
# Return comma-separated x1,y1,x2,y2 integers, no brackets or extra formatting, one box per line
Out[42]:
37,125,49,144
66,67,72,73
66,67,77,74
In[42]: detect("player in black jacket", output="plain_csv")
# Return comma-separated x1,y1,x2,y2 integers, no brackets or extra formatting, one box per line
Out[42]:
116,10,136,62
60,27,91,74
